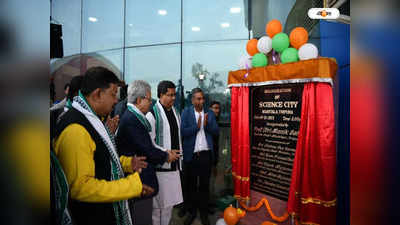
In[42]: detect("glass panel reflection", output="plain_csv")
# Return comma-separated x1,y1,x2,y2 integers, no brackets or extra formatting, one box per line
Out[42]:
182,40,247,121
82,0,124,52
85,49,123,78
51,0,81,56
125,0,181,47
124,44,181,109
183,0,248,42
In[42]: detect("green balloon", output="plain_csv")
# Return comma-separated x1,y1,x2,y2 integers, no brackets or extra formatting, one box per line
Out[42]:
252,53,268,68
281,48,299,63
272,33,290,53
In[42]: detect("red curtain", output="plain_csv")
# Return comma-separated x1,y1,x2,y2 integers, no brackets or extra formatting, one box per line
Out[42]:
287,82,337,225
231,86,251,201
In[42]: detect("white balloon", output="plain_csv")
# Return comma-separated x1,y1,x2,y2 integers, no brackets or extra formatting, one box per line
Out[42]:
257,36,272,54
216,218,227,225
238,55,252,70
298,43,318,60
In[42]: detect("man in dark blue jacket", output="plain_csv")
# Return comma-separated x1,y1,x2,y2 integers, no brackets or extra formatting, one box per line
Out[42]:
116,80,180,225
181,88,219,225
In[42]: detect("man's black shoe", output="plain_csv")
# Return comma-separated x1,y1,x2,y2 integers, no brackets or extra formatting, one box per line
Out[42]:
200,214,210,225
184,213,196,225
178,208,186,218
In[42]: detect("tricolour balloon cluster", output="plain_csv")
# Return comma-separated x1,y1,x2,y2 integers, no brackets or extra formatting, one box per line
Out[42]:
239,19,319,69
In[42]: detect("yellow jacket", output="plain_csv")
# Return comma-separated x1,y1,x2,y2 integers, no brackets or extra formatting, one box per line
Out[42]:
54,123,142,202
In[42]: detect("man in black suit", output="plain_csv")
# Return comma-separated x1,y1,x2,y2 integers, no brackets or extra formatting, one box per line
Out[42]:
116,80,180,225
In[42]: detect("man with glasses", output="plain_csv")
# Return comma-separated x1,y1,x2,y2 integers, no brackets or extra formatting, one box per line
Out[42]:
116,80,180,225
180,88,219,225
146,80,183,225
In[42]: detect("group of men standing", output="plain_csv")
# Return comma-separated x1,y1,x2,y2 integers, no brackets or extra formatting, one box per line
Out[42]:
51,66,221,225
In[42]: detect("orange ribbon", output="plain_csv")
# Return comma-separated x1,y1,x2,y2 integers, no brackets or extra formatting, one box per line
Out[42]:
239,198,289,222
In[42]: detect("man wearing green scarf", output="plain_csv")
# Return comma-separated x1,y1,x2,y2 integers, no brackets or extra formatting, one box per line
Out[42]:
53,67,152,225
116,80,180,225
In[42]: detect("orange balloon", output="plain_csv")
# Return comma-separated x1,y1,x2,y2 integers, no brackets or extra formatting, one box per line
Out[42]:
289,27,308,49
246,39,259,56
224,205,239,225
266,19,282,38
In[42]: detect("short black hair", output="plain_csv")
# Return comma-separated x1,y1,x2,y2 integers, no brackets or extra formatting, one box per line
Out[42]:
119,84,128,100
64,83,70,90
210,101,220,107
157,80,176,98
191,87,203,98
80,67,120,96
67,75,83,101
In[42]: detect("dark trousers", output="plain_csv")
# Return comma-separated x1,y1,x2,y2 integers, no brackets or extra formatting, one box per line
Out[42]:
130,197,153,225
179,170,187,208
184,150,212,217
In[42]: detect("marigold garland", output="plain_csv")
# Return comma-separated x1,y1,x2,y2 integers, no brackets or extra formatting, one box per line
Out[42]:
239,198,289,222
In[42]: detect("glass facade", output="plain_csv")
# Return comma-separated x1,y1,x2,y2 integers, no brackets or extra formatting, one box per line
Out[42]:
50,0,252,115
124,44,181,99
125,0,181,46
82,0,125,52
50,0,298,198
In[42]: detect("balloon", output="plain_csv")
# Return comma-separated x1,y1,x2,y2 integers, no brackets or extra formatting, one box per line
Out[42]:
298,43,318,60
252,53,268,68
224,205,239,225
257,36,272,54
238,55,252,70
216,218,227,225
246,39,259,56
266,19,282,38
289,27,308,49
272,33,289,53
281,48,299,63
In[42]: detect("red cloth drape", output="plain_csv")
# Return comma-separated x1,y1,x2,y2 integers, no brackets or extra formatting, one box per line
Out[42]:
231,86,250,201
287,82,337,225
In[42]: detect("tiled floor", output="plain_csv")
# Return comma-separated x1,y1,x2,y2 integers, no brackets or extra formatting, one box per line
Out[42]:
169,207,223,225
170,128,234,225
169,127,291,225
169,165,232,225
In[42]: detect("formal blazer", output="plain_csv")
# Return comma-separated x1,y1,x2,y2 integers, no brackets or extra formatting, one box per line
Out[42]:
116,109,168,198
180,106,219,163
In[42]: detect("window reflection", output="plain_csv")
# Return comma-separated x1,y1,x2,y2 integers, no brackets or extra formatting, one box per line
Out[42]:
182,40,247,121
51,0,81,56
85,49,123,78
183,0,248,42
125,0,181,47
82,0,124,52
124,45,181,110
